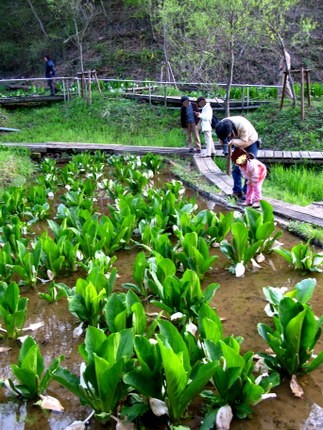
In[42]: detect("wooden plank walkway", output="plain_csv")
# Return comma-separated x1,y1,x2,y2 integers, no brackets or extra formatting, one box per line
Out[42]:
1,142,322,226
0,95,65,108
124,93,271,110
194,155,323,227
1,142,322,164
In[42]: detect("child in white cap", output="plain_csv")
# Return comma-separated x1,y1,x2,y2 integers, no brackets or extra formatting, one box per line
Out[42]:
231,148,267,208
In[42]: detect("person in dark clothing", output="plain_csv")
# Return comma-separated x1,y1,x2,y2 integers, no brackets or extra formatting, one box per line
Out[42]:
44,55,58,96
180,95,201,152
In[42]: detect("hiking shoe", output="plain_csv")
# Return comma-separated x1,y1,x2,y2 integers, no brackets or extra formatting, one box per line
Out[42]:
252,202,260,208
232,192,246,201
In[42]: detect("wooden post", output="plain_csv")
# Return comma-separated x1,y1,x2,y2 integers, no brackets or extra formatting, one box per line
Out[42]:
300,67,304,120
66,79,70,101
306,70,311,107
82,73,87,100
279,71,288,109
246,86,250,110
164,85,167,108
88,70,92,105
92,70,102,96
148,83,152,106
62,78,67,102
226,144,232,176
76,77,81,97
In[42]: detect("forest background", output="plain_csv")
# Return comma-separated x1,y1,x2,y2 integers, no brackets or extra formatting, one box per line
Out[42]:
0,0,322,86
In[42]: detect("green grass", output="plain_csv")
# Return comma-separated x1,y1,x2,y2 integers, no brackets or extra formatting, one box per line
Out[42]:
263,163,323,206
0,147,34,192
0,95,322,151
0,97,185,147
170,158,220,194
287,221,323,247
246,100,323,151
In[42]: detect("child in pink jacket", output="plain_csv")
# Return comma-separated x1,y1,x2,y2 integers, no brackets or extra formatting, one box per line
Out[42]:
231,148,267,208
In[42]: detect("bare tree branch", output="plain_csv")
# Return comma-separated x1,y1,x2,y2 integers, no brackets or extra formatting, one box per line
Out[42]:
27,0,48,38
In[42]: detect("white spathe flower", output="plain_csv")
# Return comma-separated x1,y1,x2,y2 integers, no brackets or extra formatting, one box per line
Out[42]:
73,322,84,339
170,312,185,321
149,398,169,416
35,394,64,412
47,191,54,199
253,393,277,405
271,240,284,250
256,253,265,263
235,262,245,277
251,258,261,269
216,405,233,430
79,362,87,388
264,303,276,317
186,321,198,336
76,250,84,261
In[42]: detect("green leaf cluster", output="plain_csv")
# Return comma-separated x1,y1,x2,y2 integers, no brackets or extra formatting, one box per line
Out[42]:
258,279,323,375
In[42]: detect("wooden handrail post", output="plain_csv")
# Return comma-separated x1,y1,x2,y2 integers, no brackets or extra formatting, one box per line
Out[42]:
300,67,304,120
306,70,311,107
279,72,288,109
88,70,92,105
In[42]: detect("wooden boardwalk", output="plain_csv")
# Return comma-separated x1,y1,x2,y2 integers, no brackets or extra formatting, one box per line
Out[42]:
1,142,322,165
124,93,271,111
1,142,322,227
194,155,323,228
0,95,65,108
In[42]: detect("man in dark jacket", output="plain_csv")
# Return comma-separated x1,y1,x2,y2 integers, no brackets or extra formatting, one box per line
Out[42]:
44,55,58,96
180,95,201,152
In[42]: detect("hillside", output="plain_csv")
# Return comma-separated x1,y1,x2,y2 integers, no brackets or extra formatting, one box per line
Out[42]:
0,0,322,84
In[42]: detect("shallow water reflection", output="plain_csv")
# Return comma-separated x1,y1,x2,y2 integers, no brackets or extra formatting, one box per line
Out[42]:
0,191,322,430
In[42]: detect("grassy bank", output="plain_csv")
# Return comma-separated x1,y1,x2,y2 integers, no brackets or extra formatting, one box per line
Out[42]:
0,147,34,194
0,95,322,151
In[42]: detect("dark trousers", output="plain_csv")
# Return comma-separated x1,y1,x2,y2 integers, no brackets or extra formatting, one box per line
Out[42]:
47,78,56,96
232,141,259,194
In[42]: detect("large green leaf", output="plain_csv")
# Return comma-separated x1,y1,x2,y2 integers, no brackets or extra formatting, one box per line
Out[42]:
94,354,125,412
287,278,316,304
157,340,188,420
158,320,190,371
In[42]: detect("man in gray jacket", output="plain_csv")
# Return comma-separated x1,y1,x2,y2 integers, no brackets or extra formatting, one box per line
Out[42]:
215,116,261,200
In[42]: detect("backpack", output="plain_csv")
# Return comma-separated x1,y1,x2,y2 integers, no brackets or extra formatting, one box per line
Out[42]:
211,115,219,130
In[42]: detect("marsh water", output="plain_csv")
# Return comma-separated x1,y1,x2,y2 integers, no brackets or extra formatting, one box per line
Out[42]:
0,184,322,430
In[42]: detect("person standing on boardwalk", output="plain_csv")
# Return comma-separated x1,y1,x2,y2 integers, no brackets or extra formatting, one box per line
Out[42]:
195,96,215,158
278,48,293,99
231,147,267,208
180,95,201,153
44,55,58,96
215,116,261,201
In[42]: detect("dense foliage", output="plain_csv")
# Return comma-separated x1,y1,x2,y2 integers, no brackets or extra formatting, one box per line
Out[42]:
0,0,322,84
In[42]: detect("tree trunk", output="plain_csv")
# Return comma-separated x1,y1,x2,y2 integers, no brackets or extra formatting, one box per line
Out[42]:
225,39,234,118
74,19,84,72
27,0,47,37
278,36,296,107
